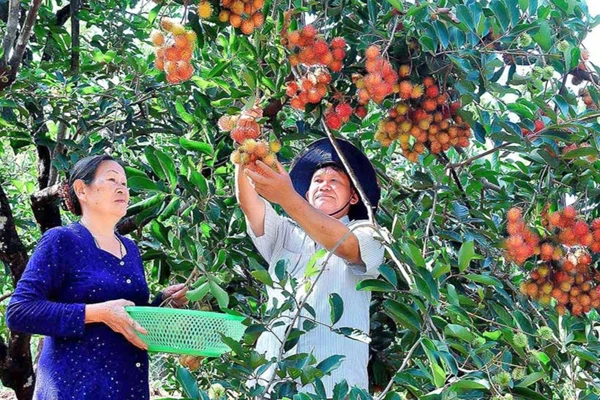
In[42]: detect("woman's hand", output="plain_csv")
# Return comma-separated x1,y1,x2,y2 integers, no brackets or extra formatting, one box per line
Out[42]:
161,283,189,308
85,299,148,350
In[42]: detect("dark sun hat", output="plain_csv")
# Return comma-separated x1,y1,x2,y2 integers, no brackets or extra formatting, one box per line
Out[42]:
289,138,381,220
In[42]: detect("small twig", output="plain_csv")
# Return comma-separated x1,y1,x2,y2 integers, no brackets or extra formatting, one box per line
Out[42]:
382,15,400,56
375,337,422,400
446,143,511,169
422,187,439,262
0,292,13,303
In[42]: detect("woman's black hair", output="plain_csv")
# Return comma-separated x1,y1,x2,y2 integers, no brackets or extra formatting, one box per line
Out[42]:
67,155,117,216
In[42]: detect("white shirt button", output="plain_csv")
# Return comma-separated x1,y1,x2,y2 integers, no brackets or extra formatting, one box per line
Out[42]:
135,362,141,367
126,279,131,284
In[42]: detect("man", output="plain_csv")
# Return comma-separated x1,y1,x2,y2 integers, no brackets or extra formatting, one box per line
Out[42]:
236,138,384,396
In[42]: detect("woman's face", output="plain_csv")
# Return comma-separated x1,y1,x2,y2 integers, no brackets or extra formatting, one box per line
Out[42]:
77,161,129,219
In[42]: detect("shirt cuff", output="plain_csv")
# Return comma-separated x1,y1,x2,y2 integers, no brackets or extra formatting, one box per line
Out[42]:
344,225,384,278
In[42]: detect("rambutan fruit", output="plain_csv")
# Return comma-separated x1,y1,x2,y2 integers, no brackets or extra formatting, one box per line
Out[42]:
398,64,411,78
507,207,522,222
425,85,440,99
325,112,342,130
411,84,424,99
365,45,380,60
197,1,213,19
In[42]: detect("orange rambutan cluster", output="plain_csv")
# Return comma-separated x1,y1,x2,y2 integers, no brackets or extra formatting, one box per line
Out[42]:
230,138,280,172
323,103,353,130
219,0,265,35
219,105,263,144
520,251,600,316
374,75,471,162
286,69,331,110
153,19,196,83
354,45,398,105
285,25,346,72
506,206,600,316
504,207,541,266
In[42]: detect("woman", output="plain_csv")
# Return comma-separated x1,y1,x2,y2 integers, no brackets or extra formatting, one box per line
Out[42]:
6,155,188,399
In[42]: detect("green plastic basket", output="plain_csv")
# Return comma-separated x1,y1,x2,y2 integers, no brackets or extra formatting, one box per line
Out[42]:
126,306,246,357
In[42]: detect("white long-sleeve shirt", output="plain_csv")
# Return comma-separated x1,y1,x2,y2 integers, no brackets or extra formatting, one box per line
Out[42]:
246,200,384,396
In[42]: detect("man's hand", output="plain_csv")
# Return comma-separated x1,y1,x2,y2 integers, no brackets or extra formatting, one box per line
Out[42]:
244,161,297,206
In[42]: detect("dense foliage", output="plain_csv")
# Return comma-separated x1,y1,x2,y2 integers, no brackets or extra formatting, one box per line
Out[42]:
2,0,600,399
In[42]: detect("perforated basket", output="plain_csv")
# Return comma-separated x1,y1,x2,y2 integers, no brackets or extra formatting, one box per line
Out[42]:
126,306,246,357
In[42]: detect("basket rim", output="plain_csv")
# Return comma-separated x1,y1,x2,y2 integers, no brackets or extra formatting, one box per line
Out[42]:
125,306,246,322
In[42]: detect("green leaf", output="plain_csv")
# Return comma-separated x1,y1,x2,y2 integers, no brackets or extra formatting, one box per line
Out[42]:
305,248,327,278
419,36,436,53
186,282,210,302
175,98,194,124
329,293,344,325
563,146,597,159
444,324,475,342
458,241,476,273
532,21,552,51
176,366,200,399
421,338,446,388
401,242,425,268
356,279,396,292
144,147,165,180
148,3,162,24
490,0,510,30
206,60,230,79
386,0,403,11
449,378,490,390
251,269,273,286
155,149,177,190
190,171,209,197
128,176,160,192
465,274,503,287
179,138,213,156
383,299,422,331
209,280,229,309
456,5,475,31
516,372,546,388
316,354,345,375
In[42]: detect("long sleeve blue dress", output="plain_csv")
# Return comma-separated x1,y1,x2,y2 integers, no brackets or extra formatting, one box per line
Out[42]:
6,222,162,400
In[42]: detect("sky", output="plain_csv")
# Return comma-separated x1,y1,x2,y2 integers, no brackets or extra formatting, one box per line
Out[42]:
584,2,600,65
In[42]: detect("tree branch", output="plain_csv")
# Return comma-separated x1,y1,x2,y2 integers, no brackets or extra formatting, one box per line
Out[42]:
0,0,43,90
70,0,80,73
1,0,20,64
30,183,62,232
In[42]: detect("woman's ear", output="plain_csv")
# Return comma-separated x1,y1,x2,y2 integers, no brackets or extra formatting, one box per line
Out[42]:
73,179,86,202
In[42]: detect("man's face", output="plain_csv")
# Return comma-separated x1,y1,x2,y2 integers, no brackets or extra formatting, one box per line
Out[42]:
306,166,358,218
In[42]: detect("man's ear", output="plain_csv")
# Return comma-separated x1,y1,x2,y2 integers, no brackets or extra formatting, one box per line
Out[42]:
350,191,359,205
305,191,310,201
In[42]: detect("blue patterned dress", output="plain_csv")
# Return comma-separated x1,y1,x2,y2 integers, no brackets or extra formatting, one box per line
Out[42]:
7,222,161,399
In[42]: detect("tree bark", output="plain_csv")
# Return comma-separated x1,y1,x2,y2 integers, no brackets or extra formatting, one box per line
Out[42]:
0,183,35,400
0,0,43,91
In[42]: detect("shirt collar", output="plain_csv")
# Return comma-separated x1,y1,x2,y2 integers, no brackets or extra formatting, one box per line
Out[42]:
339,215,350,225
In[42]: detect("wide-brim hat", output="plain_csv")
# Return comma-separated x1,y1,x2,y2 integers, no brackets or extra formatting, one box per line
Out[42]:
289,138,380,220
